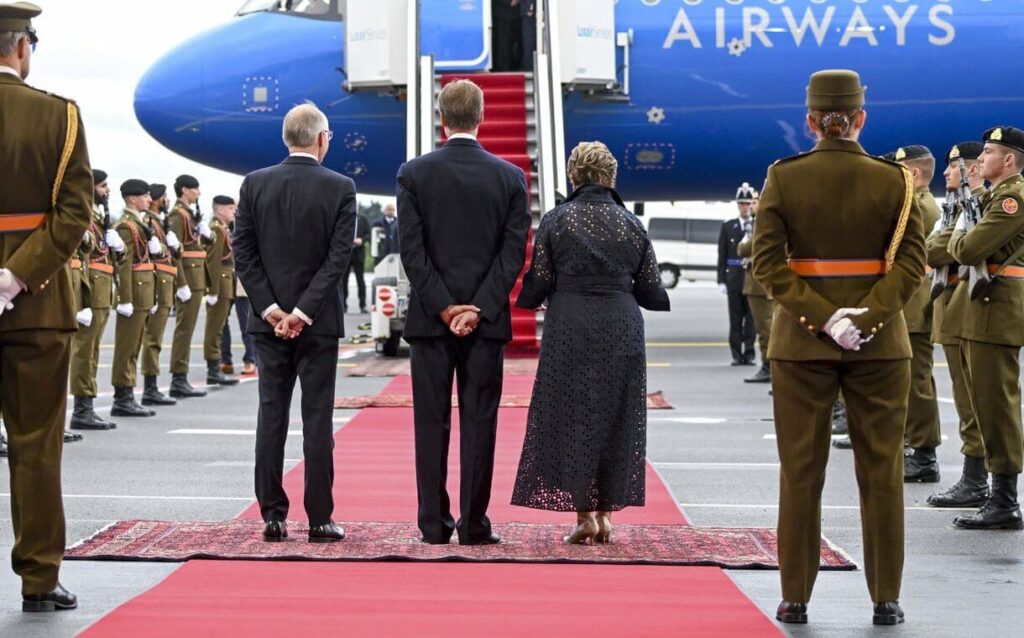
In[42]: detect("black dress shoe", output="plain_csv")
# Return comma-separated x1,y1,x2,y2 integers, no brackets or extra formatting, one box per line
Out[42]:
263,520,288,542
730,359,744,367
460,532,501,546
832,435,853,450
775,601,807,624
873,601,905,625
63,430,83,443
309,522,345,543
23,584,77,612
420,536,452,545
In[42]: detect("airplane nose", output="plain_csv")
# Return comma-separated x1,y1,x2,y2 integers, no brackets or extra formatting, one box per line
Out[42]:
134,44,205,159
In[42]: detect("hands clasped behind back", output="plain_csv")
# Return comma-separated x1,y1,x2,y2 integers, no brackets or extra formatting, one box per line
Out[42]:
824,307,872,351
441,304,482,337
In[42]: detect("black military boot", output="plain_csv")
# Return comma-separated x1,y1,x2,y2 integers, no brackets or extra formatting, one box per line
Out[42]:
169,373,207,398
830,400,848,435
744,363,771,383
904,447,940,483
953,473,1024,530
0,431,7,457
928,456,990,508
207,360,239,386
110,386,156,417
142,375,177,406
69,396,116,430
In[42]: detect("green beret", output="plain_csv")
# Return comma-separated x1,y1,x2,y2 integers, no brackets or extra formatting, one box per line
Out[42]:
174,174,200,190
887,145,932,163
984,126,1024,155
946,142,984,165
806,69,866,112
149,183,167,200
0,2,40,32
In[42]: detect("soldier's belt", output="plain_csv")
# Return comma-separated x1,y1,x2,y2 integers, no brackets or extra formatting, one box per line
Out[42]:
0,213,46,233
131,263,156,272
181,250,207,259
155,263,178,276
88,262,115,274
787,259,886,278
69,258,83,269
988,264,1024,280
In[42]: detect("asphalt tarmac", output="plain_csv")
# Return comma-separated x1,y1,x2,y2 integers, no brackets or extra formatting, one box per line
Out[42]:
0,282,1021,637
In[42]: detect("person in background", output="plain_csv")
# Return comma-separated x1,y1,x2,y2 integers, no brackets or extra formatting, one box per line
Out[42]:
372,202,399,265
491,0,522,72
203,195,239,386
341,211,369,313
140,183,180,407
737,183,773,383
519,0,536,71
718,188,756,366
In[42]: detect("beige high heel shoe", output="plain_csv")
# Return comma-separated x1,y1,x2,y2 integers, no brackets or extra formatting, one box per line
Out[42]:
595,511,613,544
564,512,599,545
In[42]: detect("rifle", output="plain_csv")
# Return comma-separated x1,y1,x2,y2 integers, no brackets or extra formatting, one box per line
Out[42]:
101,200,111,233
929,191,957,301
954,158,991,300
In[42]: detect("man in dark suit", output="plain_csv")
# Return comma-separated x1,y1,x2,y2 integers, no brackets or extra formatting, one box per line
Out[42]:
718,188,757,366
234,103,355,544
341,213,369,312
372,203,399,265
398,79,530,545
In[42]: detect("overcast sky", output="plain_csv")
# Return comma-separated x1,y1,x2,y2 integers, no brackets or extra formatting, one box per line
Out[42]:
28,0,386,208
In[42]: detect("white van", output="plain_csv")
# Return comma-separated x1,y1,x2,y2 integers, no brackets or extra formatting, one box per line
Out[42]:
634,201,738,288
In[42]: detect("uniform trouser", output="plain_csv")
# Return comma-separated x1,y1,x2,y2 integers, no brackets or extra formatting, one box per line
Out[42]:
726,286,755,362
905,332,941,449
943,343,985,459
1,329,70,595
746,295,773,365
171,294,203,375
772,359,907,604
141,305,172,377
410,336,504,544
961,340,1024,475
204,297,233,362
69,307,111,396
111,310,149,388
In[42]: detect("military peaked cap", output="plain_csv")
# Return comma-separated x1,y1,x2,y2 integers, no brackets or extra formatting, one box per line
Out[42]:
984,126,1024,155
120,179,150,198
806,69,866,111
0,2,40,32
735,182,757,203
149,183,167,200
946,142,984,165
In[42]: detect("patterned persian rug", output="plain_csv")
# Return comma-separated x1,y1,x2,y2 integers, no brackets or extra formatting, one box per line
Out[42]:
66,520,855,570
334,391,672,410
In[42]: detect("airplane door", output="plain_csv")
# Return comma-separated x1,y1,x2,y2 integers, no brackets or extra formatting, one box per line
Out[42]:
554,0,617,86
420,0,491,71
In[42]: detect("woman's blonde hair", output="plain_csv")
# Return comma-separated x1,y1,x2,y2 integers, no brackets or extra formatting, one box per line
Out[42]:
567,141,618,188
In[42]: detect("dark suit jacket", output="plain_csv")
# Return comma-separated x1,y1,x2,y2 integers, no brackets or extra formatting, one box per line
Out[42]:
233,155,356,338
397,138,530,341
717,218,746,289
372,216,399,261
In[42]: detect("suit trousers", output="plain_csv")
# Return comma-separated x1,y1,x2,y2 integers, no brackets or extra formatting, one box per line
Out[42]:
943,343,984,459
726,285,755,362
340,253,366,310
772,359,907,604
1,329,70,595
746,294,773,365
69,307,110,396
961,340,1023,475
111,310,148,388
409,336,504,544
171,294,203,375
204,297,233,362
254,332,339,525
141,306,171,377
905,333,941,449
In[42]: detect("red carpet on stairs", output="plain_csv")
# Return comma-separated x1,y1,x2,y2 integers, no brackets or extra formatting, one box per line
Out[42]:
441,73,537,351
80,372,781,636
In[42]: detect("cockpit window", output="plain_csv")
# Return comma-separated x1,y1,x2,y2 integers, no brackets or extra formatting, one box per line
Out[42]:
237,0,332,17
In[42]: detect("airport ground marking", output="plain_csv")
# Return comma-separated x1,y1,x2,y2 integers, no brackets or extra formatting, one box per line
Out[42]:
678,503,975,512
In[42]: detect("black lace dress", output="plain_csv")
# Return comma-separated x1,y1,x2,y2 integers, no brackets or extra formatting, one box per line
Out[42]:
510,184,670,512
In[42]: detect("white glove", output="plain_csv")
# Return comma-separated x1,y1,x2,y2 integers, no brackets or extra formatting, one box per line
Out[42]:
165,230,181,250
198,221,213,240
105,229,126,253
147,236,163,256
206,294,219,306
150,304,159,315
82,230,91,243
0,268,23,317
116,303,134,317
76,307,93,327
824,308,869,351
176,286,192,302
718,283,728,295
954,212,967,233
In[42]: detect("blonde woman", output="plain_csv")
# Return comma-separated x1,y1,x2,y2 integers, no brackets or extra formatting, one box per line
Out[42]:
511,142,670,544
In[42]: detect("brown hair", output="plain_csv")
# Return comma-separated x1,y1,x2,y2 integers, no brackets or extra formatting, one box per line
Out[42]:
437,80,484,131
567,141,618,188
810,109,861,139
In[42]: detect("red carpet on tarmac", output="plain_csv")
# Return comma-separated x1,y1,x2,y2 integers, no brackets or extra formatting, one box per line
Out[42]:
79,374,784,636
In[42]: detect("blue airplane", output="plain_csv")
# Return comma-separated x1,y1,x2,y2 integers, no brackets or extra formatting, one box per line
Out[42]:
135,0,1022,202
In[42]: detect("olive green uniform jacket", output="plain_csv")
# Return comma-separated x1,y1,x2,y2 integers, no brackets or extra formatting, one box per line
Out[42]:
903,189,941,334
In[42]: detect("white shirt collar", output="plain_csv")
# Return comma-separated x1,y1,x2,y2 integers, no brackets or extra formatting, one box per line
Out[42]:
290,152,319,162
448,133,477,142
0,64,20,78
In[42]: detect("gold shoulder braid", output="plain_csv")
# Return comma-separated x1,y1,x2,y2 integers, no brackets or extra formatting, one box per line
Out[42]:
885,165,914,272
51,102,79,209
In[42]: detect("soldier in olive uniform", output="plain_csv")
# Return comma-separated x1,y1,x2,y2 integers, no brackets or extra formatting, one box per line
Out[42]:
926,141,990,508
167,174,213,398
139,183,181,406
947,126,1024,531
110,180,162,417
886,146,943,482
68,169,124,431
753,70,925,626
0,2,91,609
736,183,772,383
204,195,240,386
